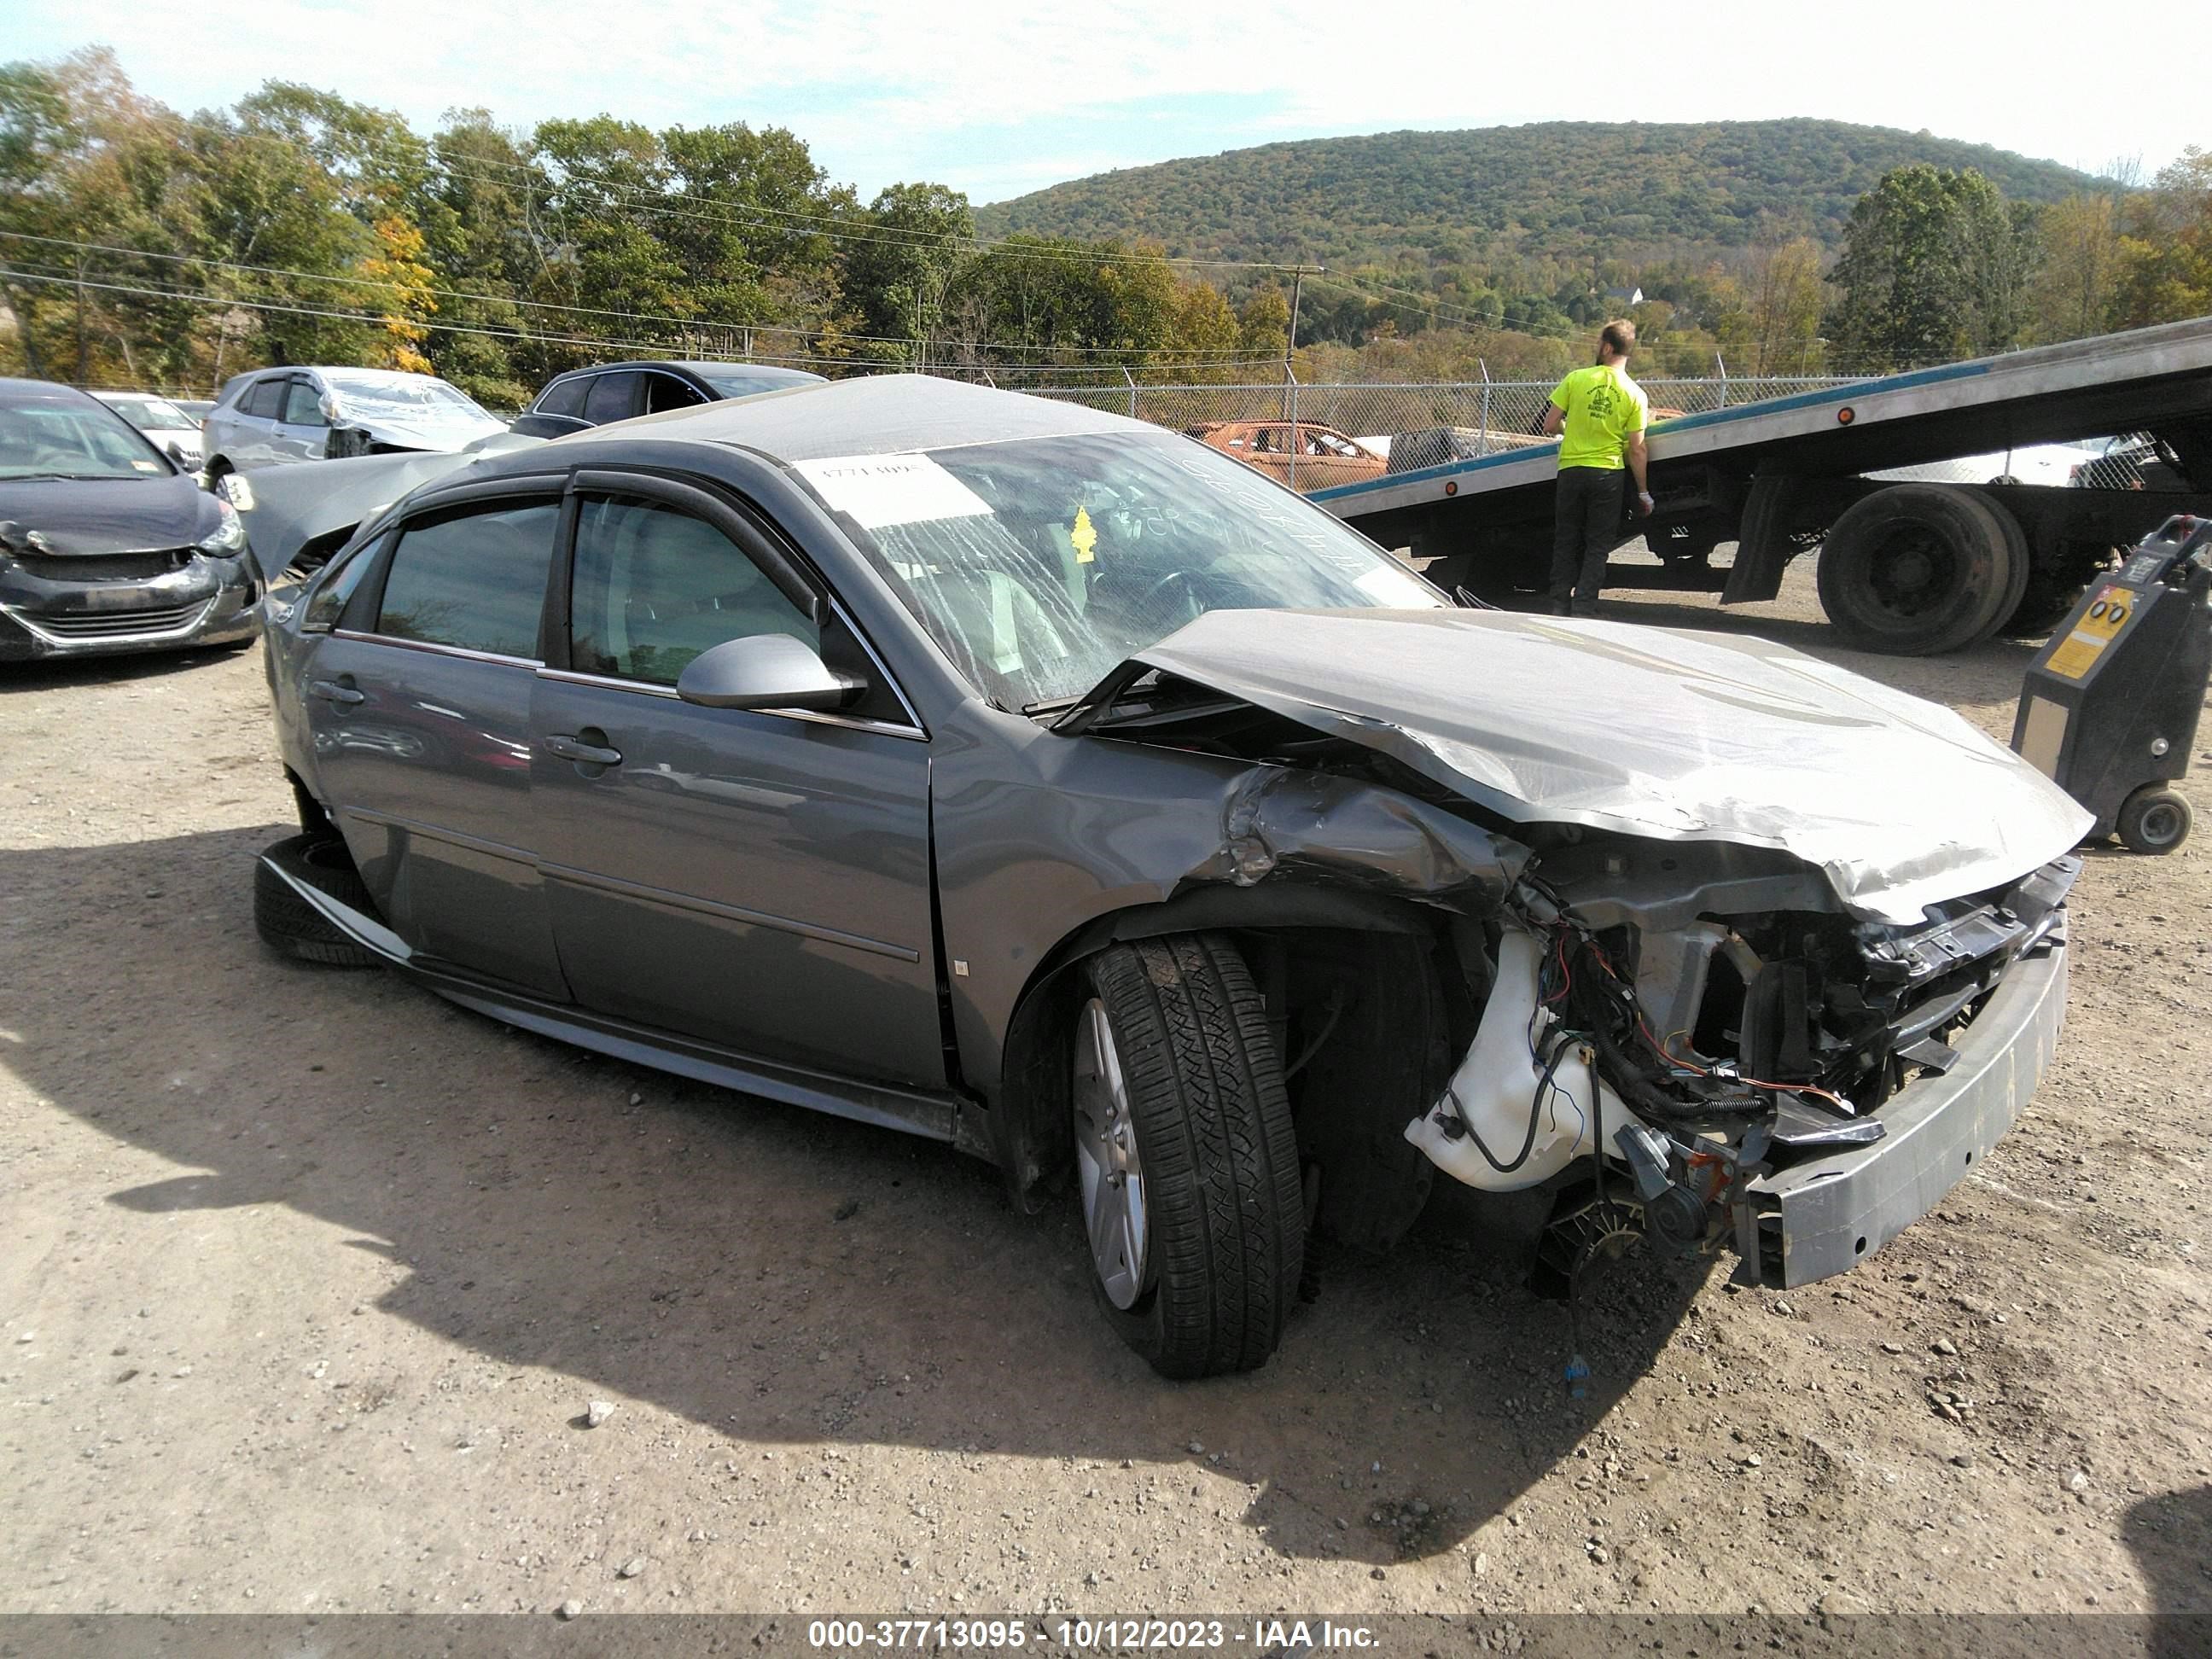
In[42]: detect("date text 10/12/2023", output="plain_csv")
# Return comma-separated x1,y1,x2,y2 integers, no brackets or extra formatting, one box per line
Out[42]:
806,1619,1379,1650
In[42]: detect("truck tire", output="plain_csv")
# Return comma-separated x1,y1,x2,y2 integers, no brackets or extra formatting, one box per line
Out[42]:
1074,934,1303,1379
254,834,381,968
1815,484,2021,655
1966,488,2033,644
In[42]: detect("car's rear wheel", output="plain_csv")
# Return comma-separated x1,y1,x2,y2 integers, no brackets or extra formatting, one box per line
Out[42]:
1075,934,1303,1379
254,834,381,968
1815,484,2020,655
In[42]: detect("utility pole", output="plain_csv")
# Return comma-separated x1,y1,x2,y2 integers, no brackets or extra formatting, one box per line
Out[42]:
1283,263,1319,492
75,249,88,385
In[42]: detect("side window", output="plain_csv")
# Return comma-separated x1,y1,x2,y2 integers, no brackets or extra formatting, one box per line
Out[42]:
281,380,328,428
375,500,558,659
643,373,707,415
535,375,588,417
302,533,384,632
581,373,640,425
242,378,287,419
569,496,819,686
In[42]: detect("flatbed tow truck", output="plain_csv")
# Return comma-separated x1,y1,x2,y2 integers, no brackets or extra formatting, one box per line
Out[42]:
1313,317,2212,653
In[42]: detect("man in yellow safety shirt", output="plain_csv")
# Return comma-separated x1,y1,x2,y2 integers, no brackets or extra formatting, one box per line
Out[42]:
1541,319,1653,616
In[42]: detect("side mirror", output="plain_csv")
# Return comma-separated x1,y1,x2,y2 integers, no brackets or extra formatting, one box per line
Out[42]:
676,634,863,713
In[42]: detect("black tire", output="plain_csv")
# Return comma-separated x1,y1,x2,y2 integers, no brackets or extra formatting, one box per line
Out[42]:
2116,786,2193,855
254,834,382,967
1815,484,2020,655
2000,574,2092,639
2000,539,2117,639
1079,934,1304,1379
1965,488,2032,646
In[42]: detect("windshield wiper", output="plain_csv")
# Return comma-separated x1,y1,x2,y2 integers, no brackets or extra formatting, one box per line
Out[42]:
1021,695,1084,718
0,471,132,482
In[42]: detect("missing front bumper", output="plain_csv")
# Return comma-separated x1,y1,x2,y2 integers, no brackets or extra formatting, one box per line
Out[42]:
1746,936,2070,1288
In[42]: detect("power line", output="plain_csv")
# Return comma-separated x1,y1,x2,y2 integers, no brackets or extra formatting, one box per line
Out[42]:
0,266,1321,379
0,230,1291,360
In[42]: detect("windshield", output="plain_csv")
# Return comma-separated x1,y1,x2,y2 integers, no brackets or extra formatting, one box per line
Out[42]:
323,375,496,423
100,394,194,431
696,368,819,399
0,399,172,480
796,429,1443,711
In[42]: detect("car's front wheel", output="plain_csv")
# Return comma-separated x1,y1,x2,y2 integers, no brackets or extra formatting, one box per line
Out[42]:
1074,934,1303,1379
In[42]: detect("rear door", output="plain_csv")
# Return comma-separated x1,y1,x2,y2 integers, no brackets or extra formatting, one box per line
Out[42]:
642,371,709,415
579,372,643,428
529,469,942,1086
300,485,571,997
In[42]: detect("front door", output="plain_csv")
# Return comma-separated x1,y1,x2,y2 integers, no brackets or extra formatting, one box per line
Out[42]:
300,492,571,998
529,474,943,1088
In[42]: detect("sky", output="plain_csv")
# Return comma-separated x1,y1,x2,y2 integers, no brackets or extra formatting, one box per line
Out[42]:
4,2,2191,207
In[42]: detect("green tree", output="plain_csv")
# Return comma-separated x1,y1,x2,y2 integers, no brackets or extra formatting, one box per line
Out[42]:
1237,283,1289,361
1827,164,2029,370
2026,192,2122,342
2113,149,2212,329
840,181,974,365
1744,237,1825,373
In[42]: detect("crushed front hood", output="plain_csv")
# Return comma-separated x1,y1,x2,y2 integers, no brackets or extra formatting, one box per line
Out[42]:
0,474,207,556
1097,608,2091,923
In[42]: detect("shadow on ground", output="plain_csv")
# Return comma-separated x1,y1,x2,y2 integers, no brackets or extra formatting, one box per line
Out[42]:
0,641,253,695
0,826,1707,1567
2127,1485,2212,1651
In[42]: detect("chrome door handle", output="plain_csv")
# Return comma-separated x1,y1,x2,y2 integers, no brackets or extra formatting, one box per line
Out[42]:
307,678,364,706
544,733,622,766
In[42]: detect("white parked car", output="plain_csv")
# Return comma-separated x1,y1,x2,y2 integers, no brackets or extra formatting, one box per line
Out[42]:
91,391,206,469
201,368,507,491
1868,440,2110,489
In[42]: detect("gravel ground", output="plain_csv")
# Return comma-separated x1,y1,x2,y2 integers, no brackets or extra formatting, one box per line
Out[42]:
1,557,2208,1623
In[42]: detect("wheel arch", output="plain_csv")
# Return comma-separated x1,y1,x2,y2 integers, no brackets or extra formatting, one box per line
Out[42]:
990,883,1480,1245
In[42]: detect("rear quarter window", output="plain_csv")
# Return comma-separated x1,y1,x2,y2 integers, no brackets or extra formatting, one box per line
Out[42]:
375,500,558,659
534,375,589,418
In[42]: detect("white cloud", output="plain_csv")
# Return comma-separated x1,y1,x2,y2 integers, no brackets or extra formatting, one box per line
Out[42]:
3,0,2189,201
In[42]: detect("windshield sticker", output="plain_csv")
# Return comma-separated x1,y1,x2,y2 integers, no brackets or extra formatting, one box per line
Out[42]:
131,459,161,472
1069,504,1098,564
793,453,993,530
1354,562,1439,608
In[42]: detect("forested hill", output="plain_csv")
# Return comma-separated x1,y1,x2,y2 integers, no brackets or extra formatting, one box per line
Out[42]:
977,120,2098,265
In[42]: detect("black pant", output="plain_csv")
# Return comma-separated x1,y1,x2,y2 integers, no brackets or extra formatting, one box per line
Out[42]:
1549,466,1626,607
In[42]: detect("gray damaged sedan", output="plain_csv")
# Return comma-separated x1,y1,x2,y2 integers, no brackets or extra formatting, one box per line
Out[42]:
253,376,2088,1377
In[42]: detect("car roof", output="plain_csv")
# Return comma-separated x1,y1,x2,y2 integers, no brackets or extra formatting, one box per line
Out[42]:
554,359,824,382
603,373,1148,463
0,377,109,410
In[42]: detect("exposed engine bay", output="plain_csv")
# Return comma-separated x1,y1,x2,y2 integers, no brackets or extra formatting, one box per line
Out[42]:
1407,848,2077,1285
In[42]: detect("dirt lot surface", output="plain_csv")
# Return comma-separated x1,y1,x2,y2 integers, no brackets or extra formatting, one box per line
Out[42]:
3,558,2209,1627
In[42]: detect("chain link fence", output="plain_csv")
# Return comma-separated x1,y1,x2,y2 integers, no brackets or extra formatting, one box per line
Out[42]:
1022,375,1860,492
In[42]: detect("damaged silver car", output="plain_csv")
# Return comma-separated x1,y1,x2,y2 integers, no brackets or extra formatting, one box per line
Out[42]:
252,376,2087,1377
